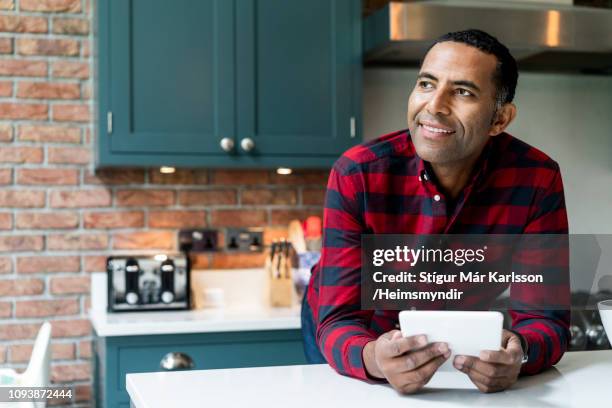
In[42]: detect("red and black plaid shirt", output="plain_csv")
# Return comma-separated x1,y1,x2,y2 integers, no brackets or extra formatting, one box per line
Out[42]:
306,129,570,381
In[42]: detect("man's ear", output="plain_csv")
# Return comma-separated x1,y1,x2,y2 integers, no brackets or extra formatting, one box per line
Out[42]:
488,103,517,136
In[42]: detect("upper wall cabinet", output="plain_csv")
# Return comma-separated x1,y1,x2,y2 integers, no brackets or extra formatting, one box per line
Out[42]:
96,0,362,168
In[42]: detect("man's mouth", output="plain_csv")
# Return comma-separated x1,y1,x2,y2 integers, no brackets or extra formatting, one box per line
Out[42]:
418,121,455,136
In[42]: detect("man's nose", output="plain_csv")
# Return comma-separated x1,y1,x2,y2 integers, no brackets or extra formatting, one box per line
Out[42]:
425,90,451,116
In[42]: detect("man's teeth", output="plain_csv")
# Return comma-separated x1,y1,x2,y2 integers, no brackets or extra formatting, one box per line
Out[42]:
422,124,453,134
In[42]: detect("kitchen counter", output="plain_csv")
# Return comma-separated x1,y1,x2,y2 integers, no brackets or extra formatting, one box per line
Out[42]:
89,269,301,336
127,350,612,408
90,306,300,336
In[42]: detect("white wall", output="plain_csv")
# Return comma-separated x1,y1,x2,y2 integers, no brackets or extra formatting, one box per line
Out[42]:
362,68,612,233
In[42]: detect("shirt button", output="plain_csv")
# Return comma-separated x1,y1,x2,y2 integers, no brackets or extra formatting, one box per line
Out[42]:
418,175,422,182
434,194,441,202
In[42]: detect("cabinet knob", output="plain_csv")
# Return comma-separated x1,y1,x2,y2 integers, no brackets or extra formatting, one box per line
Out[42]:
240,137,255,152
160,352,195,371
219,137,234,152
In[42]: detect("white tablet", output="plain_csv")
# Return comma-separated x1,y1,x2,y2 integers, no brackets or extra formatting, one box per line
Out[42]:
398,310,503,372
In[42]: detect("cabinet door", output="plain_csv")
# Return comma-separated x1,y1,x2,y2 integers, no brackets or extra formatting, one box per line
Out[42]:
235,0,361,159
99,0,234,156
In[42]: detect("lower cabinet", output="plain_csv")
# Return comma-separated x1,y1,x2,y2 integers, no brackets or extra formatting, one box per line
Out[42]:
94,330,306,408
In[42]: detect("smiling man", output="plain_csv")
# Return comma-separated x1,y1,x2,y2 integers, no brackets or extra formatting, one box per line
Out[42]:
301,29,570,394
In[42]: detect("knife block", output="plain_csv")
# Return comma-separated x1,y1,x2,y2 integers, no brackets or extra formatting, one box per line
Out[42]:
270,276,293,307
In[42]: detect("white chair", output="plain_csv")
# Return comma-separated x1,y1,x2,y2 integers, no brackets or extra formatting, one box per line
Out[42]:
0,322,52,408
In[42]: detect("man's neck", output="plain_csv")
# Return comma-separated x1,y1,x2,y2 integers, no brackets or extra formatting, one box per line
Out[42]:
429,153,480,200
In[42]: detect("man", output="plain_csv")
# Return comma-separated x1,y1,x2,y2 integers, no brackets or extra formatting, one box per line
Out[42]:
301,29,570,394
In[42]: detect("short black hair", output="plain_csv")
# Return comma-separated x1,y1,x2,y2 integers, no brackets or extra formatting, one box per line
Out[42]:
426,29,518,108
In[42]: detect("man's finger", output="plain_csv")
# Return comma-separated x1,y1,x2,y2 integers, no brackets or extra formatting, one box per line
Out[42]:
404,354,449,385
479,349,518,365
380,333,428,358
454,355,509,378
386,342,450,373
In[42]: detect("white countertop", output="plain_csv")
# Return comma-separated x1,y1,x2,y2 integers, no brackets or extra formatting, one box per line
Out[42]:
89,269,301,336
90,306,300,336
127,350,612,408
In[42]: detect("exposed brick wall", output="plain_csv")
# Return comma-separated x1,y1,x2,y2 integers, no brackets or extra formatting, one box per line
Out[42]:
0,1,327,406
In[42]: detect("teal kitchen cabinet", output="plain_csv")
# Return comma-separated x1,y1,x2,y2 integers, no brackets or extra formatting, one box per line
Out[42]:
94,330,306,408
96,0,362,168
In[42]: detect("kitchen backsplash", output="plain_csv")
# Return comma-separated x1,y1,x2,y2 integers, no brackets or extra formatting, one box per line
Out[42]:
0,1,325,406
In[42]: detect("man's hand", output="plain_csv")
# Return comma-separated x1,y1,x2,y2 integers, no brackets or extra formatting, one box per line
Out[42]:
453,329,524,393
363,330,450,394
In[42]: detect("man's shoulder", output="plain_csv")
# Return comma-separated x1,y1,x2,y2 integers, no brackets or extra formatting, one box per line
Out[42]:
333,129,413,175
493,133,560,172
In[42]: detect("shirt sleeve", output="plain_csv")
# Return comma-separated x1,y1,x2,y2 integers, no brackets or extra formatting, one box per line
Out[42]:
313,160,378,381
510,166,571,375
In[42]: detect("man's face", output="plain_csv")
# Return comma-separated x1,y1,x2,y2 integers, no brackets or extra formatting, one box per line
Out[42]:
407,41,500,165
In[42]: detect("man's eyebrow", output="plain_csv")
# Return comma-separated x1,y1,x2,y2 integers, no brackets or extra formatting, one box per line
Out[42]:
417,72,482,93
452,80,481,93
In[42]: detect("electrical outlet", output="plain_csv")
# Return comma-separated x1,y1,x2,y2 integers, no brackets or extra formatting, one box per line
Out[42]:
225,228,264,252
178,229,218,252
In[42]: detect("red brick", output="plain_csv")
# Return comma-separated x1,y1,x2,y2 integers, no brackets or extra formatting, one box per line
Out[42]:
0,15,48,33
10,343,75,363
0,301,11,317
52,18,89,35
82,82,92,98
211,169,270,185
210,252,267,269
16,299,79,318
149,168,208,185
210,210,267,228
17,38,79,56
50,276,90,295
0,278,44,296
178,190,237,206
0,323,40,340
0,123,12,141
51,319,90,338
52,103,89,122
271,169,329,185
21,0,81,12
270,209,323,226
116,189,175,207
0,1,14,11
81,38,90,57
17,168,78,185
83,211,144,229
149,210,207,228
51,61,89,79
0,146,43,163
242,188,297,205
16,212,79,229
83,168,145,185
78,340,91,358
0,345,5,364
0,103,47,120
0,257,11,274
47,233,108,251
83,255,105,273
0,60,47,77
50,189,111,208
18,81,80,99
0,190,45,207
52,363,90,383
0,212,11,229
113,231,175,250
17,256,80,274
0,38,12,53
48,146,90,164
18,124,81,143
0,168,11,184
302,188,326,205
75,384,91,402
0,81,12,96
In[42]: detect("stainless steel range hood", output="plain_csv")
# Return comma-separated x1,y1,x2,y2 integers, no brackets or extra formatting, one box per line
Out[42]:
364,1,612,74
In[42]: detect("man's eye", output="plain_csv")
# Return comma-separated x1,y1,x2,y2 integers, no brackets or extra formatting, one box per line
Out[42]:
418,81,433,89
456,88,473,97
